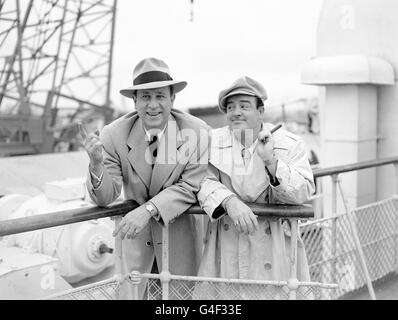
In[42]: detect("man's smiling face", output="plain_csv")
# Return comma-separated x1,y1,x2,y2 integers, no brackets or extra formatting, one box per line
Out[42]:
134,86,174,130
226,94,264,132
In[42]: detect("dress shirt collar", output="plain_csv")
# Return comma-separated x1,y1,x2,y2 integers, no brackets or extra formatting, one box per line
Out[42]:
143,125,166,141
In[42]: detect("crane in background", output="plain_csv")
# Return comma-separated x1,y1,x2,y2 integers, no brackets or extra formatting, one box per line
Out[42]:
1,0,319,160
0,0,117,156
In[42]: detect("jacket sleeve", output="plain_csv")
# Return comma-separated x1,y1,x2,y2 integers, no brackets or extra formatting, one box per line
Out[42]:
149,127,210,226
197,163,235,221
269,138,315,204
86,126,123,207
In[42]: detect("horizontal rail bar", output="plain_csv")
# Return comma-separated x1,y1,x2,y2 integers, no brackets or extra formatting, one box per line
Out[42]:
139,273,338,289
0,200,313,237
140,272,289,286
0,200,139,237
313,156,398,178
189,202,314,218
42,271,338,300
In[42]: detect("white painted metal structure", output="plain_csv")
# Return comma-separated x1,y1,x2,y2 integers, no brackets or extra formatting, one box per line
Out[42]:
302,0,397,216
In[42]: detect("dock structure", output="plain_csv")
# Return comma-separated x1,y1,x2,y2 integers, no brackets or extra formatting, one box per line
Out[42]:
0,0,117,157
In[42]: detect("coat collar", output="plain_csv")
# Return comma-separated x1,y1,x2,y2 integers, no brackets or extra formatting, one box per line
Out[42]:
127,117,152,189
126,114,184,194
210,126,232,149
149,116,184,197
209,124,270,201
209,122,287,177
210,122,288,149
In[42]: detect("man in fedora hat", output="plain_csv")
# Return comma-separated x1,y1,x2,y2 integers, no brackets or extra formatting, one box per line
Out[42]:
82,57,209,299
195,76,315,299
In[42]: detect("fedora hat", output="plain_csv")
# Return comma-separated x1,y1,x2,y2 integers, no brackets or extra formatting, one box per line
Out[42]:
218,76,268,113
120,57,187,99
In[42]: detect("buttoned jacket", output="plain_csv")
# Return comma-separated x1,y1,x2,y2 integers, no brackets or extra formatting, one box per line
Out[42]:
195,124,315,299
86,109,210,299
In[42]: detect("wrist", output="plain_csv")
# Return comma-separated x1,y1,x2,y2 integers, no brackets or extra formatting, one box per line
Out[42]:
90,163,104,188
90,162,104,174
145,202,158,219
263,153,277,167
222,194,237,211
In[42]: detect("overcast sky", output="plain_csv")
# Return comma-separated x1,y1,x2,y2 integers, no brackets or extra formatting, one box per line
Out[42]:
112,0,324,111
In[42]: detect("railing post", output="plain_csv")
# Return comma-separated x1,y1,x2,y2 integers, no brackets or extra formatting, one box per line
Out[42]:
331,174,338,287
160,224,171,300
337,179,376,300
331,174,338,216
393,163,398,272
313,177,323,220
288,219,299,300
112,216,123,300
394,163,398,198
128,271,141,300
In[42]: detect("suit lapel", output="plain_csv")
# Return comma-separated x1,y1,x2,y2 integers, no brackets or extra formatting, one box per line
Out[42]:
149,118,183,197
127,118,152,190
209,126,233,177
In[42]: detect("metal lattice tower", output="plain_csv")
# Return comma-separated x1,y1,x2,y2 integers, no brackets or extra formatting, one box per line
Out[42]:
0,0,117,120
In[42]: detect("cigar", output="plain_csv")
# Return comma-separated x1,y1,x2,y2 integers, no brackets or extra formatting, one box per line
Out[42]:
270,123,282,134
260,124,282,143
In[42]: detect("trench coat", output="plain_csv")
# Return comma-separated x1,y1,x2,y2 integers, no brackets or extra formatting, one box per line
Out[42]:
195,123,315,299
86,109,209,299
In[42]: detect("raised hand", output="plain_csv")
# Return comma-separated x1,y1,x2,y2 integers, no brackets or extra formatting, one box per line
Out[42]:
78,122,103,166
256,128,277,166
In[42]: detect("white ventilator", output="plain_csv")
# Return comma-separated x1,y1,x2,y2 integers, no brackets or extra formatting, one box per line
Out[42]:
0,178,115,284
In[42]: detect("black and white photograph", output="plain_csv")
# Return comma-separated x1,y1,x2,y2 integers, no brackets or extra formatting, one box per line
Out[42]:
0,0,397,306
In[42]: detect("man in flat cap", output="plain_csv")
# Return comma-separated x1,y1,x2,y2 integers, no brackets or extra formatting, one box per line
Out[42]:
196,76,315,299
81,57,209,299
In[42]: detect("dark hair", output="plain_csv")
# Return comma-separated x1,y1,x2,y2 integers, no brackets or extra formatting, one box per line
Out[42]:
256,97,264,109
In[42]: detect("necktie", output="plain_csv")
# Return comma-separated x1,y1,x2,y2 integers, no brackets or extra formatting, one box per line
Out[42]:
241,147,250,166
149,135,158,167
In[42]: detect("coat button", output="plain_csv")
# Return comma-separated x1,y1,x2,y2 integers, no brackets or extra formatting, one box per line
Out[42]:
264,262,272,271
223,223,230,231
146,241,152,247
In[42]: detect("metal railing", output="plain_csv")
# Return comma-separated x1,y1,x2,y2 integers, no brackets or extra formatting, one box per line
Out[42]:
0,200,337,300
108,204,336,301
309,156,398,300
0,201,313,237
313,156,398,178
3,156,398,300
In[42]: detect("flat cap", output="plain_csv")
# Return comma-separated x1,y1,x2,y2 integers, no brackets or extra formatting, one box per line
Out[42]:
218,76,268,113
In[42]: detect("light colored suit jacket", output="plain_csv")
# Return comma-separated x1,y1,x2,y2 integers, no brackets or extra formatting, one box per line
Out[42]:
86,108,210,299
198,123,315,217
